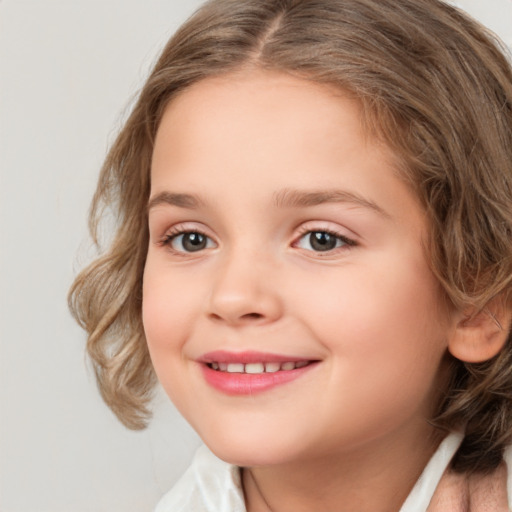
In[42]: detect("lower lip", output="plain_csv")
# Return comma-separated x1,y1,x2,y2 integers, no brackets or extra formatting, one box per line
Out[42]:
200,362,318,395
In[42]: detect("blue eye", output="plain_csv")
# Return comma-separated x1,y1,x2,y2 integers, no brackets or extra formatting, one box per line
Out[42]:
166,231,215,252
296,231,352,252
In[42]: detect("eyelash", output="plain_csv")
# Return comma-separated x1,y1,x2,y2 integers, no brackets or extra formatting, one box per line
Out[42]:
159,225,356,255
293,226,356,254
159,225,214,256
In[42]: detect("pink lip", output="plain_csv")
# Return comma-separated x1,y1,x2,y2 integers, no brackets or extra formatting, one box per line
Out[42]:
198,350,319,395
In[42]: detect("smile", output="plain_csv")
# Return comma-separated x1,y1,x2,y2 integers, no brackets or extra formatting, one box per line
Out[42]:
199,351,319,395
207,361,310,373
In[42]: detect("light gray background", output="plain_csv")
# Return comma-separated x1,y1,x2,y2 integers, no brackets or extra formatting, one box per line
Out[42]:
1,1,511,511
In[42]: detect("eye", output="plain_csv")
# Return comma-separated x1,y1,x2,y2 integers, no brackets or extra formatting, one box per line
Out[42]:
164,231,216,253
295,230,353,252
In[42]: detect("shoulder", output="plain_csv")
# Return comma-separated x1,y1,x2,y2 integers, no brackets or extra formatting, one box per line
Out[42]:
154,445,246,512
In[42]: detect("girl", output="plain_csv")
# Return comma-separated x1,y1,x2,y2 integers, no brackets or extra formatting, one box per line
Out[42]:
69,0,512,510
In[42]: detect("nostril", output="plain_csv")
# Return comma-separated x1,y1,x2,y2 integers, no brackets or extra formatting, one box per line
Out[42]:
207,290,283,325
208,312,263,322
243,313,264,320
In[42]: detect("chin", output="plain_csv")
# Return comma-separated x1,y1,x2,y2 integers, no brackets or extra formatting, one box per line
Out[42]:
197,425,305,468
208,442,291,468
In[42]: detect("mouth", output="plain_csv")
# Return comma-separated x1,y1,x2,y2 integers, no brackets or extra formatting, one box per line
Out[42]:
207,360,311,373
198,351,319,395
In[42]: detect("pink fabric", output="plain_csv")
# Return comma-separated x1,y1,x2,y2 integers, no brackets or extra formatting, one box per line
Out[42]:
428,463,509,511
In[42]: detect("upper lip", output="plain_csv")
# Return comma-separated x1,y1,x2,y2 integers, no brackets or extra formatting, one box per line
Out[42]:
198,350,315,364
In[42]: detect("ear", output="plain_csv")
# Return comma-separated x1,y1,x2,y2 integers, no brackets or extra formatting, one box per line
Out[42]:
448,300,512,363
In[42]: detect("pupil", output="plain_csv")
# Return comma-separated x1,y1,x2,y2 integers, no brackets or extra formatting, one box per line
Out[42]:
310,231,336,251
183,233,207,252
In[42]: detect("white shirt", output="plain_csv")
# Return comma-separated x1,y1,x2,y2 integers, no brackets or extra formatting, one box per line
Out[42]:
155,432,512,511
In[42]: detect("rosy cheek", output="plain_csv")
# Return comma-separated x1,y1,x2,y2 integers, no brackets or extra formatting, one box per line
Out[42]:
142,298,165,353
142,267,199,355
142,271,173,349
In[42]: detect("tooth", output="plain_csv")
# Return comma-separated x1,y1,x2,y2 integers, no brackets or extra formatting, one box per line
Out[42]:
211,362,219,370
219,362,228,371
227,363,244,373
245,363,265,374
281,362,296,371
295,361,309,368
265,362,281,373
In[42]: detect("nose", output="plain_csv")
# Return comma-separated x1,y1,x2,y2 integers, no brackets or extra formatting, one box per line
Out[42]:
206,249,283,326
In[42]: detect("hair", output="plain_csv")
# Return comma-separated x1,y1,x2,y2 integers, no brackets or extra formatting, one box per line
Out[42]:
69,0,512,473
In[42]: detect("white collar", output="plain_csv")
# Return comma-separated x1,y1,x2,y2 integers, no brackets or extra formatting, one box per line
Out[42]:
399,431,463,512
157,431,509,512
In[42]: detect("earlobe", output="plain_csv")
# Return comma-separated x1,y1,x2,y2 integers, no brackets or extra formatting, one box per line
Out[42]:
448,303,512,363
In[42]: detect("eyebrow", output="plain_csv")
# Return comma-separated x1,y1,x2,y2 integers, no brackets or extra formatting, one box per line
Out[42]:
147,188,390,218
147,192,206,211
272,188,391,218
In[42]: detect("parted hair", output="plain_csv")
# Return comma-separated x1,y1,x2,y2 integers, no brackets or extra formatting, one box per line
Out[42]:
69,0,512,473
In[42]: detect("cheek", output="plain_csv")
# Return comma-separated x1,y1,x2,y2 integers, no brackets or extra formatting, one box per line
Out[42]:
292,250,448,376
305,263,447,436
142,262,198,356
142,274,170,351
142,264,200,407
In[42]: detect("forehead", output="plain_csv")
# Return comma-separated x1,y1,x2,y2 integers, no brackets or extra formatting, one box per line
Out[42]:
150,70,422,225
152,70,392,177
157,72,358,145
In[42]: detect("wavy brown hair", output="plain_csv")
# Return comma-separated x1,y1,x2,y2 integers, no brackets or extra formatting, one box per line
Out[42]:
69,0,512,473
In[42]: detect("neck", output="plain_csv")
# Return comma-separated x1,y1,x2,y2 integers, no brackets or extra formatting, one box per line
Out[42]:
242,423,444,512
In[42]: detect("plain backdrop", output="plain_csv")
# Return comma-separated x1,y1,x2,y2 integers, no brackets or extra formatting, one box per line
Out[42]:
1,1,511,511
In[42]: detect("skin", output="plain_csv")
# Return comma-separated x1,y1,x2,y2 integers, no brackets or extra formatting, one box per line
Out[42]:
143,70,459,512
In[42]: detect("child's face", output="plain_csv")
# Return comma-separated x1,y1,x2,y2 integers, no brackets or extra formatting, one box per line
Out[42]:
143,70,455,467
